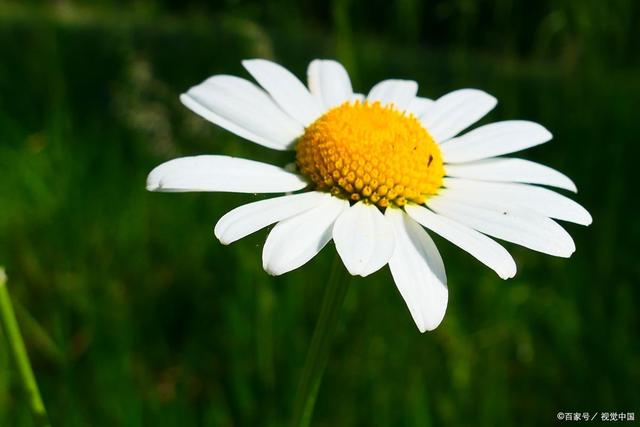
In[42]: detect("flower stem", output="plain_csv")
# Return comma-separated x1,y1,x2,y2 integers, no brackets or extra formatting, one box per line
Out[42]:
290,256,349,427
0,268,51,427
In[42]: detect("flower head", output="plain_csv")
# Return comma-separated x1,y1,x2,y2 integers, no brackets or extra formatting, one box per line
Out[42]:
148,59,591,332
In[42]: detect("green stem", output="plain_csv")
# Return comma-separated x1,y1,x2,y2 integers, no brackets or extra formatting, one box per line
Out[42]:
0,268,51,427
290,256,349,427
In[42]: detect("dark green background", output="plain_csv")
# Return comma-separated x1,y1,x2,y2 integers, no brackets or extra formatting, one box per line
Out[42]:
0,1,638,425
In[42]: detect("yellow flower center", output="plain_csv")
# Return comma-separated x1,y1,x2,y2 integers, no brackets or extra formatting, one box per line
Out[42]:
296,101,444,208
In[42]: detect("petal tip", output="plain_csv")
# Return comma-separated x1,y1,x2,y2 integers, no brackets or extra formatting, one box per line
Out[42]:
464,88,497,106
262,263,281,276
498,270,516,280
241,58,257,66
421,318,444,332
557,247,576,258
501,261,518,280
178,92,191,105
213,229,233,246
146,172,162,191
342,263,361,277
566,180,578,193
242,58,268,72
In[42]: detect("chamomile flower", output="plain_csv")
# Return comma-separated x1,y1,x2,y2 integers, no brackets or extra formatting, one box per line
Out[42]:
147,59,591,332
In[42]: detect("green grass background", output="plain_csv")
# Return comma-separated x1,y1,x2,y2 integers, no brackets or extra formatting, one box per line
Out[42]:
0,1,638,425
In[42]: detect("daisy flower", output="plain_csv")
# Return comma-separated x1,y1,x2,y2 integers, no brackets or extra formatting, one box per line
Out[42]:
147,59,591,332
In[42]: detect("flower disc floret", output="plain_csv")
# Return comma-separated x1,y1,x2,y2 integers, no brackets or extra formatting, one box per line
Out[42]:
296,101,444,208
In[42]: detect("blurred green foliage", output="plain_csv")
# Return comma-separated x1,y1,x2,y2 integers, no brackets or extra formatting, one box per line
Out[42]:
0,0,638,425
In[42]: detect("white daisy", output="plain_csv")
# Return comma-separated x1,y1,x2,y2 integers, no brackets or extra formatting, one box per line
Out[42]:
147,59,591,332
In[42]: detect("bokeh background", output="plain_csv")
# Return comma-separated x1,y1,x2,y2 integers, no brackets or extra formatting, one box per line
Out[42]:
1,0,638,425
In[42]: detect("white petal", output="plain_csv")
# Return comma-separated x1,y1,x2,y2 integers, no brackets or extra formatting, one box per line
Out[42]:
406,96,434,117
427,193,575,257
181,75,303,151
242,59,323,126
307,59,353,109
420,89,497,142
440,120,552,163
404,204,516,279
147,155,308,193
386,208,448,332
332,202,395,277
367,79,418,111
351,93,365,102
262,197,349,275
444,158,577,192
443,178,592,225
214,192,329,245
